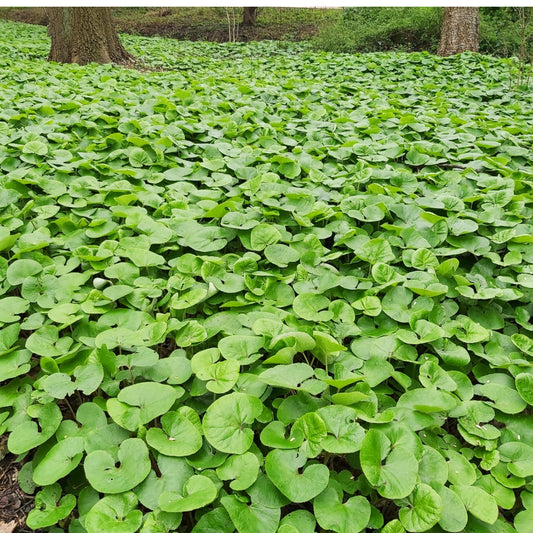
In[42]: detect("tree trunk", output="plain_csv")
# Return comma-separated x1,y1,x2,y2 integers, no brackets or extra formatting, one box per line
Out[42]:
438,7,479,56
242,7,258,26
45,7,132,65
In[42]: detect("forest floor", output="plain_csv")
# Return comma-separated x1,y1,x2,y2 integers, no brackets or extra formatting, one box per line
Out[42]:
0,6,340,43
0,438,33,533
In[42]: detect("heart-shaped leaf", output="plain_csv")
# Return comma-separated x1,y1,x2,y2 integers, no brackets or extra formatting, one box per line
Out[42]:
260,420,303,449
159,475,217,513
249,223,281,251
8,403,62,455
398,483,442,532
317,405,365,453
191,507,234,533
107,382,180,431
314,479,371,533
216,451,260,490
221,494,280,533
279,510,316,533
202,392,263,454
218,335,264,364
360,428,418,499
434,485,468,533
26,484,76,530
265,449,329,503
452,485,498,524
84,438,151,493
7,258,43,285
498,442,533,478
146,411,203,457
259,363,315,391
85,492,143,533
135,455,193,511
0,348,31,381
293,293,333,322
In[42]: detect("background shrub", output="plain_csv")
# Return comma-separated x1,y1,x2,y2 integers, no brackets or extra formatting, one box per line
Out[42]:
480,7,533,59
312,7,442,54
313,6,533,59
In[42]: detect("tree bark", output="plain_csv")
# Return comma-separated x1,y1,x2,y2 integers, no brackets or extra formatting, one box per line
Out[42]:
438,7,479,56
45,7,132,65
242,7,258,26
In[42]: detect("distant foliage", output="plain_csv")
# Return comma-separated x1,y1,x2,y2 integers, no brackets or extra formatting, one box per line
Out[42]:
313,6,533,58
313,7,443,54
480,7,533,59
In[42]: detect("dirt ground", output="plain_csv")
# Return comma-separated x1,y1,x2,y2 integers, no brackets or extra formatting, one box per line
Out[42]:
0,438,36,533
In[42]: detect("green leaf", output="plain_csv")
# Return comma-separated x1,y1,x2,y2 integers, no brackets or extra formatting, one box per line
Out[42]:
221,495,280,533
259,363,315,391
446,449,478,486
279,510,316,533
216,451,260,490
23,140,48,155
411,248,439,270
434,485,468,533
159,475,217,513
357,238,395,264
128,147,152,167
135,455,192,511
7,259,44,286
0,348,31,380
33,437,85,486
202,392,263,453
406,147,430,166
249,224,281,251
515,373,533,405
42,373,76,399
382,286,426,323
8,403,62,455
260,420,303,449
399,484,442,532
264,244,300,267
453,485,498,524
317,405,365,453
515,509,533,533
382,520,407,533
314,479,371,533
218,335,264,364
418,446,447,486
146,411,203,457
26,484,76,530
85,492,142,533
352,295,382,316
293,293,332,322
265,449,329,503
84,438,151,493
396,388,459,413
360,428,419,499
191,508,234,533
0,296,30,323
26,325,73,358
107,382,179,431
498,442,533,477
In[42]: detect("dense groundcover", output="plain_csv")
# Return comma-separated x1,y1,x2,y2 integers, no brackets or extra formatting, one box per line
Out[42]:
1,19,533,533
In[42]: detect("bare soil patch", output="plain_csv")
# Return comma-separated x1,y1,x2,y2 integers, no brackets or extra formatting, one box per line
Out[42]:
0,438,36,533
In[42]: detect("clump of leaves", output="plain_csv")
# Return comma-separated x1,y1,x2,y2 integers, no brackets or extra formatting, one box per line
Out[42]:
1,18,533,533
